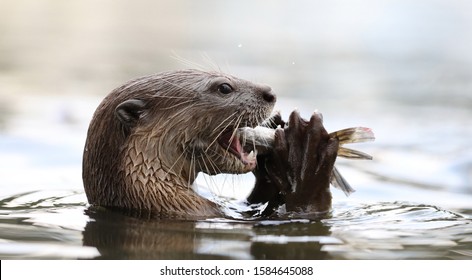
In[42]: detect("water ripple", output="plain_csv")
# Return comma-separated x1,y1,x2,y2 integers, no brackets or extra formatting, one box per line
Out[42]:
0,192,471,259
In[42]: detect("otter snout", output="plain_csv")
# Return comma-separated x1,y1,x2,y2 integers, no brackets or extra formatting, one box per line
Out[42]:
260,85,276,103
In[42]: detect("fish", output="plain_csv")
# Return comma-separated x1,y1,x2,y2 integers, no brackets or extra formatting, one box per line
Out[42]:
238,125,375,196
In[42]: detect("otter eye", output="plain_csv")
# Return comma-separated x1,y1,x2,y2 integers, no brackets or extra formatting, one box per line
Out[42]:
218,83,233,94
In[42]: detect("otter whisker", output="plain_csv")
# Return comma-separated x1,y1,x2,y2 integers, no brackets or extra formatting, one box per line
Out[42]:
227,112,245,150
242,120,259,154
210,111,239,134
220,113,244,156
200,152,224,194
171,147,200,209
192,147,226,195
158,105,198,128
160,78,198,94
205,149,223,175
228,113,243,141
153,95,192,100
188,147,196,187
161,147,188,184
241,122,248,151
170,52,207,71
264,115,278,128
200,52,222,73
195,159,217,195
205,112,240,153
158,99,196,111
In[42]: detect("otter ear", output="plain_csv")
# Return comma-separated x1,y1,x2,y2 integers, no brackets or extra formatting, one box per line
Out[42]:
115,99,146,127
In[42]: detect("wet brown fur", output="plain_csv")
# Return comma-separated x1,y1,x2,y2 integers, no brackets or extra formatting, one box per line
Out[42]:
82,69,275,218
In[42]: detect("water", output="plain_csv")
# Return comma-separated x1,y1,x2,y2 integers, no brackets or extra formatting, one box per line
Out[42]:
1,0,472,259
1,190,471,259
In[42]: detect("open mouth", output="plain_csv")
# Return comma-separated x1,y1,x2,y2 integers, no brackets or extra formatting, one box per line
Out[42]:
217,128,257,167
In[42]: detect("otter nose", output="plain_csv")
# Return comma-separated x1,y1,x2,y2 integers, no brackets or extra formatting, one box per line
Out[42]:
261,86,276,103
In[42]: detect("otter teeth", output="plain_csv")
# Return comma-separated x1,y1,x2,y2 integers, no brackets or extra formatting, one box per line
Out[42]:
241,149,257,166
247,150,257,161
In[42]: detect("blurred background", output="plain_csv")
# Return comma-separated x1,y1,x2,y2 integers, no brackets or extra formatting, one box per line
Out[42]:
0,0,471,259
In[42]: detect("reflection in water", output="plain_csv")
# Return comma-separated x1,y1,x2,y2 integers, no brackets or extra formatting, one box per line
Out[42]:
84,208,206,259
83,207,334,259
2,191,471,259
250,221,333,259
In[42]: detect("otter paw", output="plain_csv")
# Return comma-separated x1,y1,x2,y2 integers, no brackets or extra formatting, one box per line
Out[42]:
255,110,339,215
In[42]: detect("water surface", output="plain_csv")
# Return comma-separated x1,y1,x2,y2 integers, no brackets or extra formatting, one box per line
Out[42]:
1,189,471,259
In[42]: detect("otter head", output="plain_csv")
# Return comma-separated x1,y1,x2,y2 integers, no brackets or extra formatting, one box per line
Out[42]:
82,69,276,215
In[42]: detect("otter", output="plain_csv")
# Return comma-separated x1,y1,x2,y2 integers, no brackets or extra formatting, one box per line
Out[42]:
82,69,339,219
